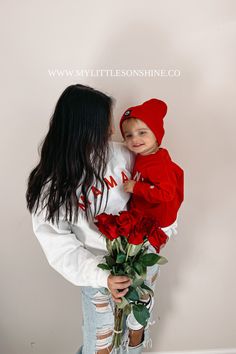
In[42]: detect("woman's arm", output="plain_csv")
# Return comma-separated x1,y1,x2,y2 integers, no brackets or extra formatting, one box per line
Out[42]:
32,209,110,288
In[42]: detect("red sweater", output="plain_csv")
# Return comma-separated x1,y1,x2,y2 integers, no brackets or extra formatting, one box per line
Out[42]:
130,148,184,227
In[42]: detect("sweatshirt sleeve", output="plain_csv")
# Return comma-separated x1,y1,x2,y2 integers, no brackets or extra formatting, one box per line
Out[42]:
161,219,178,239
132,165,176,203
32,208,111,289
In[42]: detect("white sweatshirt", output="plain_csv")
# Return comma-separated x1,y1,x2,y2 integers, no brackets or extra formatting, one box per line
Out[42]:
32,141,178,289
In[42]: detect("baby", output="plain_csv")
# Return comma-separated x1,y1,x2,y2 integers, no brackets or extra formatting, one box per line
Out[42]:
120,98,184,235
119,98,184,335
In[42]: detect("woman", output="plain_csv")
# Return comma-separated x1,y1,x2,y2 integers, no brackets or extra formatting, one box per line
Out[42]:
26,84,162,354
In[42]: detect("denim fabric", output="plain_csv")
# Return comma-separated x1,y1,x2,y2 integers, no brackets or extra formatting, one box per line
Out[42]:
76,245,160,354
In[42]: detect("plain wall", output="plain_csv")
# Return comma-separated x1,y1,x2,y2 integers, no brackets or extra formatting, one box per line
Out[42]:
0,0,236,353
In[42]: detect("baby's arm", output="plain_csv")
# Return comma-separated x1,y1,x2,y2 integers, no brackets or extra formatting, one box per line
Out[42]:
123,180,136,193
124,165,176,204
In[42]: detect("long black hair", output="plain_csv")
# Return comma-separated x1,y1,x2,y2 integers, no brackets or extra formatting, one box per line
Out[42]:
26,84,114,225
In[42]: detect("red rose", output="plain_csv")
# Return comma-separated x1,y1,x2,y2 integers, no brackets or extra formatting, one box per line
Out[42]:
117,211,135,237
141,216,156,235
95,213,119,240
128,229,144,245
148,225,168,253
127,218,145,245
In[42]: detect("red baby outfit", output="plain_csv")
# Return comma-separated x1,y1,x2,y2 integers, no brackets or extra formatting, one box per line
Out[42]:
120,98,184,228
130,147,184,228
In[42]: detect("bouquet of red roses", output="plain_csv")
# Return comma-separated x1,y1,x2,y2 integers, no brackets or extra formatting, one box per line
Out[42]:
95,210,168,349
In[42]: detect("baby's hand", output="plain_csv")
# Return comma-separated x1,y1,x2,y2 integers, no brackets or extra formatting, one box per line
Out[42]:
123,180,136,193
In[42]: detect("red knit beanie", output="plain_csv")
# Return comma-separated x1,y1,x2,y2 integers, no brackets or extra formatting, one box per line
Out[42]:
120,98,168,145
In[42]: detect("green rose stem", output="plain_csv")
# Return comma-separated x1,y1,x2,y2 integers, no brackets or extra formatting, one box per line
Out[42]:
111,239,131,349
112,306,125,348
115,239,119,253
125,243,131,262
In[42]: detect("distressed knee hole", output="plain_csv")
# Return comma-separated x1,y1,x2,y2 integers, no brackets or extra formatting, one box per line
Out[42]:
96,345,113,354
97,329,113,340
94,302,111,312
92,291,112,313
128,327,144,347
96,327,113,353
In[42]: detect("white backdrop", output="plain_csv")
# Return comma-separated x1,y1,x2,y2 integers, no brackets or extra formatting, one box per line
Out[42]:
0,1,236,353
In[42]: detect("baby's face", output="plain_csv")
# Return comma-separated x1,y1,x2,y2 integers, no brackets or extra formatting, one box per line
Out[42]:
122,118,158,155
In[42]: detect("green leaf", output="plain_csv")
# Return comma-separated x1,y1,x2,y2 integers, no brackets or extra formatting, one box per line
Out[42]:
121,236,128,249
116,253,126,264
123,304,132,316
132,273,145,288
140,283,154,297
106,238,113,254
116,296,129,309
128,244,143,257
132,278,145,288
124,264,136,277
105,255,116,267
136,285,146,297
140,253,160,266
133,262,144,275
117,237,126,253
124,264,132,272
97,263,111,270
112,239,118,251
124,286,139,301
133,304,150,326
157,255,168,265
116,268,126,275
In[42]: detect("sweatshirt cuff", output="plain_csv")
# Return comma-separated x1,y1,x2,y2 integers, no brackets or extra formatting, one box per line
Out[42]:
97,268,110,289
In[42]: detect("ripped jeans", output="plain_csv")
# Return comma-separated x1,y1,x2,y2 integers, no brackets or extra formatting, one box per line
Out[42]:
76,245,161,354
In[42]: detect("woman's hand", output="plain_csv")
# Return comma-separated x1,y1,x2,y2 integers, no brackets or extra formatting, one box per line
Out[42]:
123,180,136,193
107,274,132,303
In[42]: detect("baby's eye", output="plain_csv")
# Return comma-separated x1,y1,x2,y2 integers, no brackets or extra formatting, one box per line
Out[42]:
125,134,132,138
139,131,146,135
